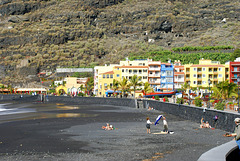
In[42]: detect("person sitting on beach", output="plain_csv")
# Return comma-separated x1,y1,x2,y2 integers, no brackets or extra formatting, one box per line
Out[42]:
148,106,154,111
205,121,211,128
200,118,205,128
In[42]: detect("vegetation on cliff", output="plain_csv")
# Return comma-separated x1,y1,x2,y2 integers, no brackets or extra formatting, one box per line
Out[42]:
0,0,240,85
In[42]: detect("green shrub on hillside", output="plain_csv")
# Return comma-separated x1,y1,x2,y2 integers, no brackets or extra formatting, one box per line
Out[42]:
171,45,234,52
129,50,232,64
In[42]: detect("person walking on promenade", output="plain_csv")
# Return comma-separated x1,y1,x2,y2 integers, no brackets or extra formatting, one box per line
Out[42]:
162,116,168,133
146,117,153,134
227,118,240,149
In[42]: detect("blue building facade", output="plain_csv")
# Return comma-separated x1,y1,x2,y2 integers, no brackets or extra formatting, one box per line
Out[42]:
160,62,174,91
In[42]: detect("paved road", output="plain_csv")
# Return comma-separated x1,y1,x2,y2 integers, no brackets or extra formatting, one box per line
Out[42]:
0,102,233,161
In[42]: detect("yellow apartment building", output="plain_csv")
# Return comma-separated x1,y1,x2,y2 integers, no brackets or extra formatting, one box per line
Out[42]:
185,59,226,88
97,66,122,96
94,59,151,97
94,64,119,96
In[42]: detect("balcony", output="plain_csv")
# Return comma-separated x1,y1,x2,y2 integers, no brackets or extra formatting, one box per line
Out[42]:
149,81,161,84
148,74,160,77
149,67,161,71
148,62,161,65
174,84,183,89
232,70,240,73
175,78,185,82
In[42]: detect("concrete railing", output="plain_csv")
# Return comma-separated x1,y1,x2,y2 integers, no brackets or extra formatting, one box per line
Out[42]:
198,140,238,161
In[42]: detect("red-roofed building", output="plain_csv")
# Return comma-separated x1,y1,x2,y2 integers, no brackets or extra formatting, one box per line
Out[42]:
229,58,240,84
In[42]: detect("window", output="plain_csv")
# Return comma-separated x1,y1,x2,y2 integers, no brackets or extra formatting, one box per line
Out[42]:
100,85,102,89
110,74,113,78
107,74,109,78
202,74,206,78
110,83,113,87
166,78,173,82
129,70,132,73
202,81,206,84
130,64,132,66
139,63,142,66
143,76,147,79
218,74,222,78
166,71,173,76
143,69,147,73
103,75,105,78
122,69,124,72
193,81,197,84
218,68,222,71
193,74,197,78
126,69,128,72
117,74,120,77
202,68,206,71
234,67,237,72
193,68,197,71
117,68,119,70
143,63,145,66
104,83,107,87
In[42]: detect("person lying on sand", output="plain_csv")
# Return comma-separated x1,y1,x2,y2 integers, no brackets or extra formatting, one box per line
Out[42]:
102,123,114,130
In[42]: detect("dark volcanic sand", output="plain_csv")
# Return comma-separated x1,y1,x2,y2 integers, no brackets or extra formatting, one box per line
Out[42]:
0,102,232,161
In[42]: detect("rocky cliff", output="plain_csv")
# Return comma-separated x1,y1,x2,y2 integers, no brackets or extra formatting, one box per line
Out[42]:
0,0,240,86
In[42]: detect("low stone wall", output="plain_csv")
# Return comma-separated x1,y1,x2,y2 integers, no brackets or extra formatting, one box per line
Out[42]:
47,96,137,108
0,94,36,101
141,99,240,132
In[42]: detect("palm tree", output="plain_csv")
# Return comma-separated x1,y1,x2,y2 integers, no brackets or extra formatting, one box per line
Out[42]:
129,75,142,98
119,77,128,98
211,80,237,100
85,77,94,96
7,84,12,94
112,79,119,97
226,81,238,100
142,82,153,96
181,82,190,93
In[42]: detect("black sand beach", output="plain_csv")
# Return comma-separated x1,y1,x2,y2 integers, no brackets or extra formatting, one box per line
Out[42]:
0,102,232,161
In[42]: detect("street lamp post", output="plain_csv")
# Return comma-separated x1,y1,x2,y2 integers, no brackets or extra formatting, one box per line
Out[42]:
238,76,240,113
188,81,191,105
208,78,211,109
